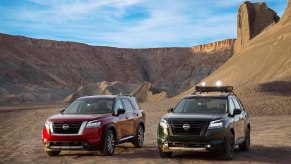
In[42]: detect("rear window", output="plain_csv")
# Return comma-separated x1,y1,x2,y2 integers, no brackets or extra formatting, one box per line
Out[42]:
129,97,140,110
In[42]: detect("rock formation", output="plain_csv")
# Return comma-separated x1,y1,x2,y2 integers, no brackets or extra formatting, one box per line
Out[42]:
63,81,140,102
0,33,234,103
191,39,235,53
131,82,168,102
234,1,280,52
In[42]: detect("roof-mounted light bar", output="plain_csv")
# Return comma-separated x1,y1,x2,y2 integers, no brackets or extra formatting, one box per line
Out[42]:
194,86,234,93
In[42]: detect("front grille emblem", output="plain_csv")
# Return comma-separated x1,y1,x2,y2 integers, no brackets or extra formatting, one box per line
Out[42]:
183,123,190,130
63,124,69,130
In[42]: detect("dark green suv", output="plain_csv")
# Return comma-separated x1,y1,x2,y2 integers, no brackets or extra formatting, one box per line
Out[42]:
157,86,250,160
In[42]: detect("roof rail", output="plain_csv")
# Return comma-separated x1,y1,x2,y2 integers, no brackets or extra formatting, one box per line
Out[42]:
118,92,132,97
193,86,236,96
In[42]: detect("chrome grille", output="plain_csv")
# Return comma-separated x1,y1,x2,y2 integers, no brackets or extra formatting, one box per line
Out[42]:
53,122,83,134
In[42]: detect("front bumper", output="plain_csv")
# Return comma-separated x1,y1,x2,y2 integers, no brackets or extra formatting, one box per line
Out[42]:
157,126,226,153
42,125,103,151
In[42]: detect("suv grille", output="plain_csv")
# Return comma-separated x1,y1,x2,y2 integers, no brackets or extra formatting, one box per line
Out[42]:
53,122,83,134
170,120,205,135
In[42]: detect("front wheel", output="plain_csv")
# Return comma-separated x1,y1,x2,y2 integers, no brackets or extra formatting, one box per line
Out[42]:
45,150,61,156
239,128,250,151
101,130,115,156
220,131,235,160
132,125,144,148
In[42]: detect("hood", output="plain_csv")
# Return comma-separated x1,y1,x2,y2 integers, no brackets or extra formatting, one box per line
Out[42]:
163,113,224,122
47,113,110,122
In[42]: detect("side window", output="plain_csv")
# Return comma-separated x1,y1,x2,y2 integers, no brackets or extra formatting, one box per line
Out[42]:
130,98,140,110
228,98,235,115
114,99,124,112
232,98,241,110
236,98,244,110
122,99,134,112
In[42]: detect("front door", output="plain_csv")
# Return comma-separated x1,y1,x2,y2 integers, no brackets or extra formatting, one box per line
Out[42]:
114,99,128,140
122,98,136,136
231,98,244,142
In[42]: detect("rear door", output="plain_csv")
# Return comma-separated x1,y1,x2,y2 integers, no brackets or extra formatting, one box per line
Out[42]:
232,98,244,141
122,98,136,136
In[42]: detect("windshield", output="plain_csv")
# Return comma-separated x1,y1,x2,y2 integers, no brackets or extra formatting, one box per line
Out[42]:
174,98,227,114
63,98,114,114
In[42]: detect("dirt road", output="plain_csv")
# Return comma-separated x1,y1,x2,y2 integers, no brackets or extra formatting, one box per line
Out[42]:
0,102,291,164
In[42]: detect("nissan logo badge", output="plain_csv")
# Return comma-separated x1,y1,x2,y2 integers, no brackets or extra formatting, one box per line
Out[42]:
183,123,190,130
63,124,69,130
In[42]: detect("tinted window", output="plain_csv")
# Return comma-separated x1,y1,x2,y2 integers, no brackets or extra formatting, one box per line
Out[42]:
64,98,114,114
174,98,227,114
122,99,134,112
130,97,139,110
114,99,124,112
232,98,241,110
236,98,244,110
228,98,235,115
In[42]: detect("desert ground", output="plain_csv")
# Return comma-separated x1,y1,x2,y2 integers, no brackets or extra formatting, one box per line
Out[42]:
1,99,291,164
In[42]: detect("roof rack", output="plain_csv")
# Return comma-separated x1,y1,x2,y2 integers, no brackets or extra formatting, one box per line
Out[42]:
193,86,235,96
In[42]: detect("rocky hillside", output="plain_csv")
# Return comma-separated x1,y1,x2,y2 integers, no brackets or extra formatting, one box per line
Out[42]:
0,34,234,103
179,0,291,116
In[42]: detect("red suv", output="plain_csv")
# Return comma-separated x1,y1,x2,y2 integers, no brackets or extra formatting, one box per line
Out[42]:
42,95,145,156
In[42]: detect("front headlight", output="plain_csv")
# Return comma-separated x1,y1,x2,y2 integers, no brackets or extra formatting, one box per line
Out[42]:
159,119,168,128
208,120,223,129
44,121,52,134
86,120,101,128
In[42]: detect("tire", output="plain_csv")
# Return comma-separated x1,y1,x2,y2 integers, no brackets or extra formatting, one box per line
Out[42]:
158,148,172,158
45,150,61,156
220,130,235,160
132,125,144,148
239,128,250,151
101,130,115,156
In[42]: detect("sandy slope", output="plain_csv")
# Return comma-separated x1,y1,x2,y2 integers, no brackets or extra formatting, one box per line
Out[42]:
174,0,291,116
0,103,291,164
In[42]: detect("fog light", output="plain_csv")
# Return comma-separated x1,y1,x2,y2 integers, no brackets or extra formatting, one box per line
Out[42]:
163,142,169,148
45,142,50,148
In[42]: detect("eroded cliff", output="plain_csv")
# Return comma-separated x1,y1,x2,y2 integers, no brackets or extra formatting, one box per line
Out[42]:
0,33,234,102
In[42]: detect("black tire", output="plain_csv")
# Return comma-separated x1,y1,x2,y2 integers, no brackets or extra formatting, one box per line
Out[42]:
239,128,250,151
101,130,115,156
45,150,61,156
158,148,172,158
220,130,235,160
132,125,144,148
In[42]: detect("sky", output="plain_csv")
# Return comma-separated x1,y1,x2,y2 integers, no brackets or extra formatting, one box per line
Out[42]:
0,0,288,48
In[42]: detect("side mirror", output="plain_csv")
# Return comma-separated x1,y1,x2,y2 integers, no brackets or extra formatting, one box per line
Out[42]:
233,108,242,115
59,108,65,114
167,108,174,113
117,108,126,115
